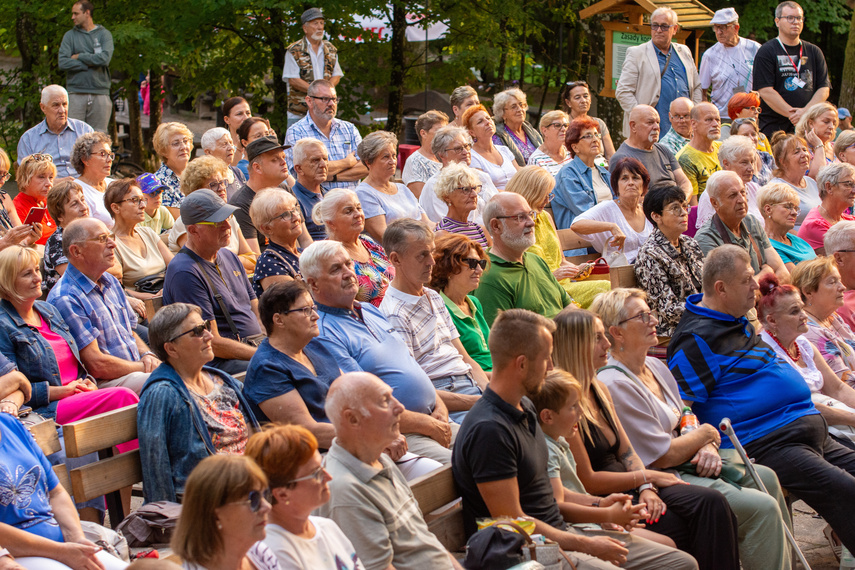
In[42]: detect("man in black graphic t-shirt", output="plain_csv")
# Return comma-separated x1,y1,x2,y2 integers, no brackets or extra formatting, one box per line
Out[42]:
752,1,829,137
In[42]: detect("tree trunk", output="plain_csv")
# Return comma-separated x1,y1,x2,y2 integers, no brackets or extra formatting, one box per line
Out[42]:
268,8,289,137
127,81,146,167
385,0,408,137
15,7,40,127
497,19,509,91
840,10,855,111
146,68,164,158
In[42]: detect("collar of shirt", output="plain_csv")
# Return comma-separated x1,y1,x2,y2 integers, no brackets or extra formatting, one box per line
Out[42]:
482,386,532,427
37,119,75,136
65,263,111,295
544,432,570,452
317,300,365,320
684,292,748,324
440,291,477,321
384,285,426,306
655,43,673,57
327,440,396,484
292,181,324,200
306,112,340,139
487,250,528,268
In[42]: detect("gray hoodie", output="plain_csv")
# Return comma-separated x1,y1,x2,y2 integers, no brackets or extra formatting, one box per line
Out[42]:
58,24,113,95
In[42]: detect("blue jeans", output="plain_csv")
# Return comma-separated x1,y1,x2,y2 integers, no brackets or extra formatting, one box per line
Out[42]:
432,372,481,424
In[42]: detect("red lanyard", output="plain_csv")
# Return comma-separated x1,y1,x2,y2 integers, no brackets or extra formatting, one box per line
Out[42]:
777,38,803,74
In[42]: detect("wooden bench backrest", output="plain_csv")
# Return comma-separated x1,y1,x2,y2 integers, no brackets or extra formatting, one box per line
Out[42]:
27,418,72,494
144,297,164,318
410,464,466,553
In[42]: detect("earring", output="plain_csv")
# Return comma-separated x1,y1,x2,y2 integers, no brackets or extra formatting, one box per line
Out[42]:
285,500,290,505
217,521,222,529
472,136,478,143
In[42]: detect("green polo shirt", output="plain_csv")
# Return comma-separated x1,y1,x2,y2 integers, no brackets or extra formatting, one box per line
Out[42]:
440,292,493,372
474,251,574,326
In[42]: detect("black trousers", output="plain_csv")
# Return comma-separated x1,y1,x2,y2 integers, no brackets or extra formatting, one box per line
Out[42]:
643,481,740,570
745,414,855,551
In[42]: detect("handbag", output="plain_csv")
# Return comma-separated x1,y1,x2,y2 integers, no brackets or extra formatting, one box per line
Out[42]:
573,258,609,281
116,501,182,547
134,271,165,294
469,520,577,570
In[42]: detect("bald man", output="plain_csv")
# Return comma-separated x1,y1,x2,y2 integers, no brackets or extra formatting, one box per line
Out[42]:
659,97,694,155
318,372,463,570
675,102,723,198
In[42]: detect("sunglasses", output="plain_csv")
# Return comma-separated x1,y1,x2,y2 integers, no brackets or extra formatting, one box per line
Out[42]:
233,489,273,512
464,258,487,270
168,319,212,342
27,153,54,164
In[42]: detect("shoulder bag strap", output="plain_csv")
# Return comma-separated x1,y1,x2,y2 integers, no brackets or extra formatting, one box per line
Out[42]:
659,46,673,78
178,251,242,341
711,214,733,245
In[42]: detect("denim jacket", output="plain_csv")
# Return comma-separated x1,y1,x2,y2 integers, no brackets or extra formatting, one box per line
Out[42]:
0,299,86,417
137,362,259,503
552,156,612,230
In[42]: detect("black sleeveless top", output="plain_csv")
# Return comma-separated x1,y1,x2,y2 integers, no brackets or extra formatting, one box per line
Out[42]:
582,388,628,474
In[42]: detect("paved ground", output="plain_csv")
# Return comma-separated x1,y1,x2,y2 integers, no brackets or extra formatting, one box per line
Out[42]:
794,499,839,569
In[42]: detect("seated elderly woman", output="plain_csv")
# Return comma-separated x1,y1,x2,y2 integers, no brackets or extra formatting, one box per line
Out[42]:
729,118,775,187
571,157,654,264
429,234,493,372
757,182,816,271
153,121,195,217
201,127,245,200
492,88,543,166
355,131,430,242
552,117,613,230
0,411,128,570
769,131,821,228
105,178,174,300
138,302,259,503
418,126,498,224
796,102,839,180
563,80,616,159
758,274,855,449
402,110,448,198
797,162,855,254
528,110,573,175
44,181,90,294
835,130,855,166
591,289,792,570
71,131,115,227
464,104,520,190
245,424,363,568
696,170,789,283
14,154,55,247
313,189,394,307
171,455,278,570
792,257,855,386
635,184,705,337
697,135,763,230
166,155,257,272
249,189,303,297
506,165,610,307
433,162,491,249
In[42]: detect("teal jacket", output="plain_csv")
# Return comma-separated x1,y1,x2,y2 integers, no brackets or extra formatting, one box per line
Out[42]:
58,25,113,95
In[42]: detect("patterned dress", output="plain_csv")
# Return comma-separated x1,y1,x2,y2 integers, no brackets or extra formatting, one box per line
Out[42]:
804,313,855,385
352,235,395,307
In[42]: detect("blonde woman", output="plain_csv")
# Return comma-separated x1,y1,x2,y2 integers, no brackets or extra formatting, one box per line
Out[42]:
249,189,303,297
433,162,491,249
492,88,543,166
769,132,820,228
528,110,573,175
796,102,839,179
758,182,817,270
153,121,195,216
505,165,609,308
14,154,55,247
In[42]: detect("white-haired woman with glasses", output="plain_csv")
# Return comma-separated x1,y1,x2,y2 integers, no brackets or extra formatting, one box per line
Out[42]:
758,183,816,271
201,127,245,201
433,162,491,249
250,189,303,297
71,131,115,227
563,80,616,159
528,110,573,175
797,162,855,255
492,88,543,166
153,122,195,217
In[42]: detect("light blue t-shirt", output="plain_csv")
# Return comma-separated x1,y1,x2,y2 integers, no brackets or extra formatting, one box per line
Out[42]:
356,182,425,225
770,233,817,266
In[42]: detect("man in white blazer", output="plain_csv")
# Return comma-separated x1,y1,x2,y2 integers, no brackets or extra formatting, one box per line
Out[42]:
616,7,702,138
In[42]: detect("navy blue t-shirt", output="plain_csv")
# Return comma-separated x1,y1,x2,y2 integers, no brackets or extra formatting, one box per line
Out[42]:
163,247,262,340
243,338,340,423
292,182,327,241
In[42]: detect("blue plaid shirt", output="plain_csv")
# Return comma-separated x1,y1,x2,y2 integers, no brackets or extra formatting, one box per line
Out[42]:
17,118,93,177
284,114,363,190
154,162,184,208
46,264,140,363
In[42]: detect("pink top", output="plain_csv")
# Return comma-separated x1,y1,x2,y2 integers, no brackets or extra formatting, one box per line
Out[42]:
797,207,855,249
838,289,855,332
37,316,80,385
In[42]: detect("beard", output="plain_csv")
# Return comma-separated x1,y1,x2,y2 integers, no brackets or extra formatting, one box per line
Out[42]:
502,227,536,250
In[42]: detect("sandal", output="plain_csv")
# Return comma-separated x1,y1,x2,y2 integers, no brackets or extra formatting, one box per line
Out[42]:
824,523,842,562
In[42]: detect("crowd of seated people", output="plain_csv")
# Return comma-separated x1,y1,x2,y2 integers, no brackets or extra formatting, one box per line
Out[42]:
11,71,855,570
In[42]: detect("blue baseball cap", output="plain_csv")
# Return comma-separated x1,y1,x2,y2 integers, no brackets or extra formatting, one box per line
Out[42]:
840,108,852,120
136,173,168,195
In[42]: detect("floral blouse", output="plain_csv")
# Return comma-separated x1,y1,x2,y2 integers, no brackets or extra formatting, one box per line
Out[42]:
353,235,395,307
634,228,705,337
154,162,184,209
804,313,855,383
190,375,248,454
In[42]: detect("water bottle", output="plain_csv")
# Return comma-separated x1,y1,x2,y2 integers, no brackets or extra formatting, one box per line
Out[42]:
841,545,855,569
679,407,699,436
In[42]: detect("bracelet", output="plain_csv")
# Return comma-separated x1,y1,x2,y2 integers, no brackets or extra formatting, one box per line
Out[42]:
0,400,17,407
141,351,156,359
710,440,720,450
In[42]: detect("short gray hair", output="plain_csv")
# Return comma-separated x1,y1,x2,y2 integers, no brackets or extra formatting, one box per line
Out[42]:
432,126,472,157
775,1,802,18
62,218,97,258
149,303,203,362
434,162,480,202
325,373,372,429
307,79,334,97
382,218,433,257
816,162,855,199
825,220,855,255
703,245,751,294
249,188,297,237
357,131,397,166
705,170,741,202
482,195,507,236
201,128,230,151
651,6,678,24
292,138,327,166
71,131,112,174
41,85,68,105
718,135,756,166
311,188,359,227
450,85,478,109
492,88,527,120
300,240,348,280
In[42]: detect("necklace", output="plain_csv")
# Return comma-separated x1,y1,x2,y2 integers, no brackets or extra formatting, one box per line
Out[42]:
819,204,840,224
768,331,801,362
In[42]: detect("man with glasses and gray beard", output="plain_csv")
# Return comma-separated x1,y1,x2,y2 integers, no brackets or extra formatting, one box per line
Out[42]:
474,194,576,326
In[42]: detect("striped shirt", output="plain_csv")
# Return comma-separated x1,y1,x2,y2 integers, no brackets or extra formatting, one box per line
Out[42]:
379,286,471,380
435,217,489,249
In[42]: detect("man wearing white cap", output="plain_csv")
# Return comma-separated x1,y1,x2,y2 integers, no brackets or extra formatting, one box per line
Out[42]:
699,8,761,118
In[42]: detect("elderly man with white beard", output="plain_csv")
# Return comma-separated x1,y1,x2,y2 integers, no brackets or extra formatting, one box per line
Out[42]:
473,193,577,326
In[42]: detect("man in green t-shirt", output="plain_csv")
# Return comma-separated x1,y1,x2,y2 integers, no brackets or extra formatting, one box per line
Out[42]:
676,102,722,199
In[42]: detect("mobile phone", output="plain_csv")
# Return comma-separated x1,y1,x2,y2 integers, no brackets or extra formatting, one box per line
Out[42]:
17,406,32,418
23,207,47,226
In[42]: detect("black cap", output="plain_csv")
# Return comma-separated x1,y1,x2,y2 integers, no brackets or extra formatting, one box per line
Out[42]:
245,135,288,162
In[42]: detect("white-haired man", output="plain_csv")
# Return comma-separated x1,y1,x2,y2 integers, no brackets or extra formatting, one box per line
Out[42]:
291,138,329,240
18,85,94,178
658,97,694,156
615,7,702,138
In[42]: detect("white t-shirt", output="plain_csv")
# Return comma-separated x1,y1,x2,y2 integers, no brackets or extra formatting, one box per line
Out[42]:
264,517,365,570
698,38,762,116
419,169,498,225
592,168,612,203
573,200,653,263
184,542,280,570
168,215,242,254
402,151,442,186
77,177,115,229
470,145,517,190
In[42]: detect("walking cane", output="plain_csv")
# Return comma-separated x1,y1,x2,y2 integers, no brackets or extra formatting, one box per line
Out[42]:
719,417,812,570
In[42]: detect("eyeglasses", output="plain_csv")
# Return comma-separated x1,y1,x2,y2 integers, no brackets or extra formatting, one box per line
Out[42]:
672,114,691,121
168,319,212,342
309,95,338,104
579,132,603,141
274,207,301,221
0,172,9,185
169,137,193,149
231,489,273,512
464,258,487,270
282,304,317,318
712,24,735,32
27,153,53,163
496,210,537,223
445,143,472,154
207,179,228,191
774,202,801,214
650,23,673,31
548,122,570,130
507,102,528,112
664,203,689,216
286,464,326,485
455,185,482,195
837,181,855,189
217,142,237,150
79,233,112,245
618,310,658,326
94,151,116,160
120,196,148,206
780,15,804,23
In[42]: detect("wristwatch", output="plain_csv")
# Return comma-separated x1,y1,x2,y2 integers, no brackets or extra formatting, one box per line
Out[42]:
638,482,657,493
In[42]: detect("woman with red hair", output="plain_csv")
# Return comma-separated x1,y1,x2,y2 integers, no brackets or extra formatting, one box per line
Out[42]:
727,92,773,154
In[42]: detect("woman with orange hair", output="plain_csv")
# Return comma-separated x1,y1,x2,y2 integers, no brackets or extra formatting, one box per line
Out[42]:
727,91,773,154
463,104,520,190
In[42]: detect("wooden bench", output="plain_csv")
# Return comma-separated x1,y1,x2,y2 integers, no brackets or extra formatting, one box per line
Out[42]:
410,464,466,553
144,297,164,318
27,417,73,494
